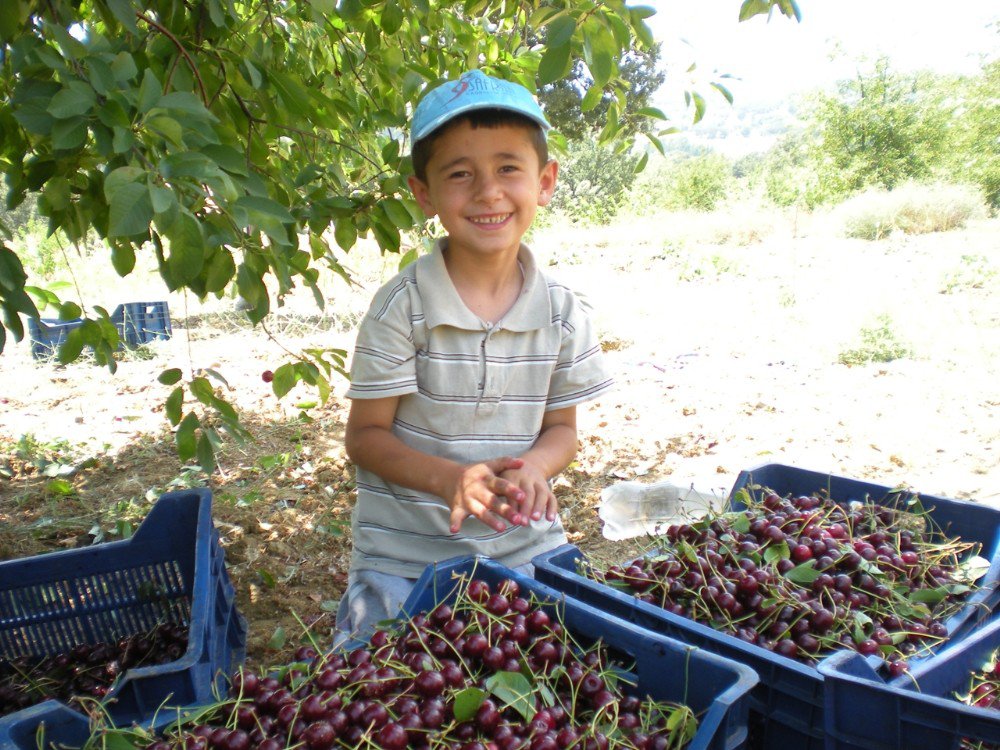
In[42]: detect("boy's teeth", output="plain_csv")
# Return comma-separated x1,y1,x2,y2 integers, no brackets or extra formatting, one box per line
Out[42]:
471,214,508,224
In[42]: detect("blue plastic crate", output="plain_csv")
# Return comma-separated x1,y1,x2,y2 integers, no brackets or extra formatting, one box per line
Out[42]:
402,555,759,750
819,614,1000,750
533,465,1000,750
26,317,84,360
112,301,172,347
0,488,246,747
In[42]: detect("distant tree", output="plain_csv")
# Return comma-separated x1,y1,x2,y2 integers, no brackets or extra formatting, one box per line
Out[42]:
804,57,951,200
947,59,1000,209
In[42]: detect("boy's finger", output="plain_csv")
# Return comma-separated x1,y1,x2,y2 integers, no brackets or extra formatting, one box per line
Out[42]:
491,495,524,526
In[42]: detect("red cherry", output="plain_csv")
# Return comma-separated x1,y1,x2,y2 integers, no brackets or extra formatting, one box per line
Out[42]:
261,370,274,382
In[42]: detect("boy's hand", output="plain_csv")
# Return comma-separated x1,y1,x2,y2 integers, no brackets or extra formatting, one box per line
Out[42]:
500,460,558,525
448,457,527,533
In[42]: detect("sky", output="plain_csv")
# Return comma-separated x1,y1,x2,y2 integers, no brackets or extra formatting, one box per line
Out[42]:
644,0,998,111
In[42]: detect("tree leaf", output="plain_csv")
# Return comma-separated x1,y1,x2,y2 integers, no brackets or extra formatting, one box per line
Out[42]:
158,368,183,385
272,363,299,398
784,560,822,584
538,43,572,86
165,386,183,425
48,83,96,119
452,687,487,722
485,672,536,721
108,182,153,237
544,15,576,47
176,412,199,461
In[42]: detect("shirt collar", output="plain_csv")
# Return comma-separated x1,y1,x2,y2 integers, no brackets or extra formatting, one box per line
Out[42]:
418,239,552,332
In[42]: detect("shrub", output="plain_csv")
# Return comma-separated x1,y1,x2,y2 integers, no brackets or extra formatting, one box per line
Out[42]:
547,139,641,225
837,182,987,240
837,314,913,366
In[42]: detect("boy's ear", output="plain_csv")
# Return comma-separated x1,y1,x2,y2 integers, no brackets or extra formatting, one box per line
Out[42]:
407,175,437,218
536,159,558,207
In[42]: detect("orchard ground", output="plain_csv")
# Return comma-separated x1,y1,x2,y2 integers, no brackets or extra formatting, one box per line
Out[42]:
1,207,998,668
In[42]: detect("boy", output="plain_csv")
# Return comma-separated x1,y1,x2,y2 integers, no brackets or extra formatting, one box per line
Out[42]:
336,69,613,641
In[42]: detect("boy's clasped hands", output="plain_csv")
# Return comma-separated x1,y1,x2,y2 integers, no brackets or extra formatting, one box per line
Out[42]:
447,456,557,534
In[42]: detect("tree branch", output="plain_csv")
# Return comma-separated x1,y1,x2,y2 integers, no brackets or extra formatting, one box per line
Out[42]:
137,12,209,105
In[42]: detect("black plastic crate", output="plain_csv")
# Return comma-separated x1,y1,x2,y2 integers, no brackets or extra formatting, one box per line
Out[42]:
0,488,246,746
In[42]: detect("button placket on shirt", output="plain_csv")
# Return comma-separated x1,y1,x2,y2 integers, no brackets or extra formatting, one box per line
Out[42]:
477,326,501,415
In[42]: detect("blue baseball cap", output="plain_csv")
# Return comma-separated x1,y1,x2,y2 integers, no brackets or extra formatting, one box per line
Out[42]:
410,69,550,143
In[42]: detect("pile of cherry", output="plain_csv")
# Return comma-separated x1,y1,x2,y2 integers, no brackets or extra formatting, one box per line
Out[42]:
138,576,698,750
589,489,981,676
0,621,188,717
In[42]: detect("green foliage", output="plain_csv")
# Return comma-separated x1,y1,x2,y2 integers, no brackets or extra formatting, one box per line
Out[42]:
838,314,912,367
546,140,641,224
837,182,986,241
538,44,668,142
801,58,952,203
942,60,1000,209
664,154,734,212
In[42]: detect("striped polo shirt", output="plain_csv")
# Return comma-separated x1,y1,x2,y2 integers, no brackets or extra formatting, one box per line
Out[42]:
345,240,614,578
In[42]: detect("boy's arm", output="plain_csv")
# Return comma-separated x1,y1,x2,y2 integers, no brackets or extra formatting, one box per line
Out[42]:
344,396,529,533
500,405,578,524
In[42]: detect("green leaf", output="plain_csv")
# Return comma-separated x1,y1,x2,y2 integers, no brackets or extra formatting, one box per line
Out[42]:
106,0,140,34
485,671,536,721
538,43,572,86
334,218,357,251
266,625,286,648
59,301,81,320
784,561,822,584
691,91,707,124
46,478,75,496
271,363,299,398
379,2,403,34
763,541,790,564
51,118,88,150
381,198,413,230
108,182,153,237
164,211,206,282
156,92,215,120
110,51,138,82
235,195,295,224
165,386,183,425
197,432,216,473
146,116,183,146
48,83,96,119
710,82,734,105
908,587,949,605
544,15,576,47
176,412,199,461
137,68,162,114
452,687,487,722
110,242,136,276
158,368,183,385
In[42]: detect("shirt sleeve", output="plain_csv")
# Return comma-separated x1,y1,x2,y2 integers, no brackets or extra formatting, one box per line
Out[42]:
345,276,420,400
546,285,615,410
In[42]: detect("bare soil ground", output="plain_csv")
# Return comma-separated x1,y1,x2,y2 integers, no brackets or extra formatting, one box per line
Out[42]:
1,210,998,669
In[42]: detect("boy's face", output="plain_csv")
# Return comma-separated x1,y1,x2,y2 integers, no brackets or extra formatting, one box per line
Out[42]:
407,120,558,261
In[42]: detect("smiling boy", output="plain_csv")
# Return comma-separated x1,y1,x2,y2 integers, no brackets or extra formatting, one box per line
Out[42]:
336,70,613,641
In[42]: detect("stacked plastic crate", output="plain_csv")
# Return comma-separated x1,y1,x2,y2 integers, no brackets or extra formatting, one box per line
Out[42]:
0,488,246,747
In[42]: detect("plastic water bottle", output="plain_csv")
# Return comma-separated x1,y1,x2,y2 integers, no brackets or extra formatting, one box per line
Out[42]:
598,480,726,541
